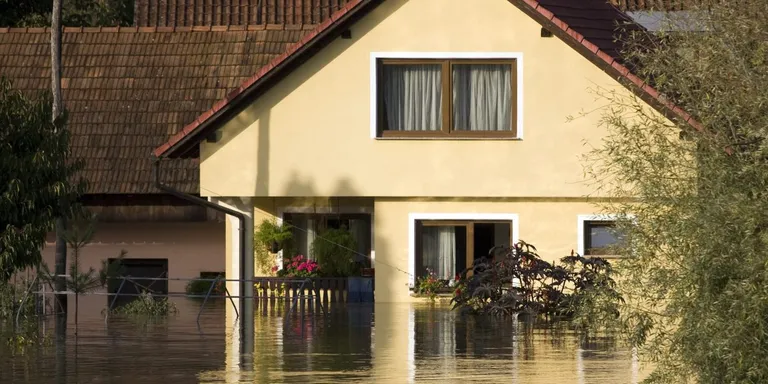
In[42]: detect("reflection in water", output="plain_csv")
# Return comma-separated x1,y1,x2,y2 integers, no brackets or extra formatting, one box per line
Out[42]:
0,297,647,383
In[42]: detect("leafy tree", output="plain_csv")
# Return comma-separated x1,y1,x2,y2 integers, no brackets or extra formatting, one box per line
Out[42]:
0,77,84,283
585,1,768,382
0,0,134,27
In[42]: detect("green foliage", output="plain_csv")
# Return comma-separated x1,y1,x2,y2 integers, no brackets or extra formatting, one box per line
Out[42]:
311,227,359,277
110,291,177,317
0,0,134,27
185,276,224,297
0,279,36,321
254,219,293,275
415,268,447,302
451,242,622,323
2,321,52,356
35,210,125,325
0,77,84,283
584,1,768,381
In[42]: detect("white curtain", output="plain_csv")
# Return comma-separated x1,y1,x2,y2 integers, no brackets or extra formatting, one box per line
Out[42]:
422,226,456,280
452,64,513,131
382,64,443,131
292,215,316,260
305,217,315,260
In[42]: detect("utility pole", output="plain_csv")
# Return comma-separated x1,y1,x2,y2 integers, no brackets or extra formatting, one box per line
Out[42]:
51,0,67,321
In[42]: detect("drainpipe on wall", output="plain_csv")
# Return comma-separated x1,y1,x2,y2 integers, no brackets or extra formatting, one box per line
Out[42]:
151,158,248,308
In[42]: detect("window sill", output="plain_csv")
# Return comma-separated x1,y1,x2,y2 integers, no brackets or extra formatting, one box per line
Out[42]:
585,255,626,260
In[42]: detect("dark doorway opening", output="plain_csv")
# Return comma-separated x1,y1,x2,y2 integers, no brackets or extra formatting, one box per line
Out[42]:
107,258,169,308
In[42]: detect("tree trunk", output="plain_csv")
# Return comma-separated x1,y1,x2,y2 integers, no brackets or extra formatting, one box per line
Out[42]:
52,0,67,321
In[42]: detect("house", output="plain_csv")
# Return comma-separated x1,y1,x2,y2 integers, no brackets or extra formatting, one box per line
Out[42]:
153,0,686,303
0,7,334,301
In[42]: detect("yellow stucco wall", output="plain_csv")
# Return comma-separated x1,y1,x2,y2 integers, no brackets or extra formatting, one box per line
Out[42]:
374,198,605,302
200,0,636,198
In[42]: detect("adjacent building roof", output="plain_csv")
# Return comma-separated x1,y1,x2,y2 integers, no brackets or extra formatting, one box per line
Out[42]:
134,0,352,27
155,0,699,159
0,24,315,194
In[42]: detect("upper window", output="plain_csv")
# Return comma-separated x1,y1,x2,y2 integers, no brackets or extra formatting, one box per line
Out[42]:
376,59,518,138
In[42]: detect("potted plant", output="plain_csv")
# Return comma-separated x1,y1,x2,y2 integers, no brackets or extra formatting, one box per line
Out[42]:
254,219,293,275
311,226,373,302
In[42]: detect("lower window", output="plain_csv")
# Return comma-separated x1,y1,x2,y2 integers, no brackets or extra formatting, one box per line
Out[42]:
283,213,372,267
415,220,512,281
583,220,625,256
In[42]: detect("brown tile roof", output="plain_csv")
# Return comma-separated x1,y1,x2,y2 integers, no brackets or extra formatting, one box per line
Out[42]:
154,0,376,158
155,0,702,159
134,0,352,27
0,24,316,194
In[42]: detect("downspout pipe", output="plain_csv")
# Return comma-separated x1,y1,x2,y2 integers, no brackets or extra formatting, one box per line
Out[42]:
151,158,248,307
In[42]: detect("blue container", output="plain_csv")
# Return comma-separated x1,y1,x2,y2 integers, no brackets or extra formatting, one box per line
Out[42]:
347,277,374,303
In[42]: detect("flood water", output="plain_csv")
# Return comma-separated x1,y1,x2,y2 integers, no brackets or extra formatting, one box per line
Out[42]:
1,297,648,383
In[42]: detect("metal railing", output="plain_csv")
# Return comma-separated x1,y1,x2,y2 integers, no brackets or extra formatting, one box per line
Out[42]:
14,275,330,328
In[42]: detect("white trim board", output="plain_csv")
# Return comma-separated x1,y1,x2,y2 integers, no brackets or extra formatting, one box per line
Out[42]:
369,52,525,139
407,212,520,287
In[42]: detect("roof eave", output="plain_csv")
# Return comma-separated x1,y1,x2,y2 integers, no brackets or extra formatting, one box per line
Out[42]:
509,0,703,132
154,0,379,159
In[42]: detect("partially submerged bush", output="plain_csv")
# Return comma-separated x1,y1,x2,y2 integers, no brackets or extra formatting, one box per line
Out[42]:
110,291,177,317
451,241,622,325
0,279,36,321
311,227,360,277
186,277,225,297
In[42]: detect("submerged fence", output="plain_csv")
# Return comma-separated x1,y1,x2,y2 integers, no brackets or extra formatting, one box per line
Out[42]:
13,274,376,328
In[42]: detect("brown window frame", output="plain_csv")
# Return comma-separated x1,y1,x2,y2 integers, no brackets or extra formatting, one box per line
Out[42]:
376,58,518,138
413,219,514,287
583,220,624,258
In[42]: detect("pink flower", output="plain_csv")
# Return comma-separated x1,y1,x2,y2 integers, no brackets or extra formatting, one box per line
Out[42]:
298,262,308,271
271,266,279,272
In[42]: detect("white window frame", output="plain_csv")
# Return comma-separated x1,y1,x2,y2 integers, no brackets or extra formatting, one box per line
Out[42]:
407,212,520,288
577,214,635,256
370,52,525,140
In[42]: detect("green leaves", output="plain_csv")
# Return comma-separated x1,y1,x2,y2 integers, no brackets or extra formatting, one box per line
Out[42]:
0,0,134,28
450,242,622,324
311,227,359,277
0,77,84,282
588,2,768,382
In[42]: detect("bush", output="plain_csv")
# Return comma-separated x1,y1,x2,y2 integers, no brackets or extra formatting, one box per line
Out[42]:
311,227,359,277
185,277,225,297
110,291,177,317
0,280,35,321
415,268,449,302
451,241,622,324
254,219,293,275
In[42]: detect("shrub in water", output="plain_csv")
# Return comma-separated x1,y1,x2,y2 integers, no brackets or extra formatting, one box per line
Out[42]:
110,291,177,317
451,241,622,324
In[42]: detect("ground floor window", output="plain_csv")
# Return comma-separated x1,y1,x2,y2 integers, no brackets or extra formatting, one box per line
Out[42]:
580,217,626,256
282,213,372,267
415,220,512,281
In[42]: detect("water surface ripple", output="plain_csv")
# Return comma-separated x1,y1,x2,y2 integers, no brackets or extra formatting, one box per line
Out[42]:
1,297,646,383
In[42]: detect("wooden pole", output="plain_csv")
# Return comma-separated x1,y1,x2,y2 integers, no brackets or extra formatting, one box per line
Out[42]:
51,0,68,320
